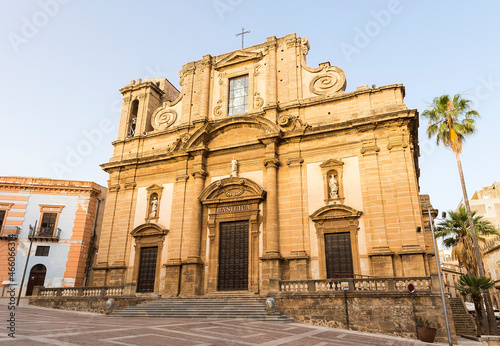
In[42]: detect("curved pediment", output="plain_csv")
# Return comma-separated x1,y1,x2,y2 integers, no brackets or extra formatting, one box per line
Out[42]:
130,223,169,238
199,177,266,205
310,204,362,222
183,116,281,150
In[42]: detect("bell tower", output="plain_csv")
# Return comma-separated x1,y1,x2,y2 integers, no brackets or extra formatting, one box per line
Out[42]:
117,78,179,141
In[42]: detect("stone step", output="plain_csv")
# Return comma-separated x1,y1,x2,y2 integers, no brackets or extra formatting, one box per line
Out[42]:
111,296,292,323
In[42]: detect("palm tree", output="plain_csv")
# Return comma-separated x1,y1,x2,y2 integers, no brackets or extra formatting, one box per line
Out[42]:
457,275,495,335
422,93,498,334
436,206,498,274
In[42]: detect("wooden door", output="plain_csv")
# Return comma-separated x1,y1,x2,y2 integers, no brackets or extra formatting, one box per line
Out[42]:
325,232,354,278
26,264,46,296
218,221,249,291
136,247,158,293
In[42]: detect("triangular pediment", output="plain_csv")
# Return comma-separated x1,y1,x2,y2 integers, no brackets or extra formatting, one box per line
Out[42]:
215,51,263,70
146,184,163,192
319,159,344,169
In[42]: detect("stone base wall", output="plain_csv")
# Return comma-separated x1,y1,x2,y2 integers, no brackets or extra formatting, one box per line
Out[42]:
269,291,457,344
29,296,149,314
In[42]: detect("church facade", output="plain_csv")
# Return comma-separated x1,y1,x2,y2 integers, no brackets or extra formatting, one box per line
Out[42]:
93,33,433,297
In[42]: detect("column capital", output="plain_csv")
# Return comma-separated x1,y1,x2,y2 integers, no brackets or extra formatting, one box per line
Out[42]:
176,174,190,182
192,170,208,179
264,158,280,168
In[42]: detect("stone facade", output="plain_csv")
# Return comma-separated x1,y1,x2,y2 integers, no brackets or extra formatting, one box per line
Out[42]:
0,177,106,296
93,33,435,297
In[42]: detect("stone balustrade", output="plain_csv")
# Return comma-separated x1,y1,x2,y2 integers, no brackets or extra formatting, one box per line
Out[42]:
276,277,432,293
35,286,124,298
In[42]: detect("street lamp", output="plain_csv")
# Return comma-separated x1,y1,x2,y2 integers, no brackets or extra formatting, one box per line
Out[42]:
422,208,453,346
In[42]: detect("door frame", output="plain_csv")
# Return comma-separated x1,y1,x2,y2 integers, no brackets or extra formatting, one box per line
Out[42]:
130,223,168,293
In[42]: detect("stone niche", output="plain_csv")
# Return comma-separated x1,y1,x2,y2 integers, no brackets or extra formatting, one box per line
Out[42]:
320,159,345,205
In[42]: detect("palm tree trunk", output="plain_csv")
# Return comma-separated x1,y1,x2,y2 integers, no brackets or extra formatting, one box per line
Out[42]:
455,151,498,334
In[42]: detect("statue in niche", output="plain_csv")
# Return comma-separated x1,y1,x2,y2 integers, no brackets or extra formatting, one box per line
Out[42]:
149,196,158,218
329,174,339,199
231,157,238,177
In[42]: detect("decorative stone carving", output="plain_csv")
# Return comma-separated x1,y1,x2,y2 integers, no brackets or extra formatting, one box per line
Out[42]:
329,174,339,199
213,99,223,116
309,65,346,95
149,196,158,218
151,103,177,131
320,159,345,204
300,37,310,55
230,157,238,177
166,133,191,153
254,92,264,108
277,114,309,131
253,63,261,76
218,72,224,85
360,139,380,155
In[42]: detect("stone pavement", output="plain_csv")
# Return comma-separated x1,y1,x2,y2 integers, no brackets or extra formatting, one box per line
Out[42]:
0,299,481,345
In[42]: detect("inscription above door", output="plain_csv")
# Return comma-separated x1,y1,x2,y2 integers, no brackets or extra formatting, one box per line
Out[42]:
218,221,249,291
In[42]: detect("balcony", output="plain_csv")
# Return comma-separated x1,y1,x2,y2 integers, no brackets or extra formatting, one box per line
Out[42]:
0,226,20,240
28,227,61,241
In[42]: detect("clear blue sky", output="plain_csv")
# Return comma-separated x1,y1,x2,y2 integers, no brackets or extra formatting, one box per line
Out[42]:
1,1,499,216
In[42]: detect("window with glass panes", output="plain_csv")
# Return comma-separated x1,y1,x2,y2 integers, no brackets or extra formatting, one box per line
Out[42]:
39,212,57,237
228,75,248,116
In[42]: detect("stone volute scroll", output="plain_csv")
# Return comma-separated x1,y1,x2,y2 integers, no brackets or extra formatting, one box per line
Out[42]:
320,159,345,204
151,102,177,131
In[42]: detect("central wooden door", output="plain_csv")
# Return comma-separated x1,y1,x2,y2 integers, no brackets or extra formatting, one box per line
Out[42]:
137,246,158,293
325,232,354,278
218,221,249,291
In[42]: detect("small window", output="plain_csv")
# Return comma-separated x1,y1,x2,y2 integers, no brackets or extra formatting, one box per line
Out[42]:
0,210,5,231
128,100,139,137
39,213,57,237
35,246,50,256
228,75,248,116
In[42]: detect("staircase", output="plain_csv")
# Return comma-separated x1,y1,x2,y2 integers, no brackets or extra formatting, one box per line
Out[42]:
111,292,292,322
449,297,477,337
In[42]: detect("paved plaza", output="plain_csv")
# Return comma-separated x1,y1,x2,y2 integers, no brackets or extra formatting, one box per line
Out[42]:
0,299,480,345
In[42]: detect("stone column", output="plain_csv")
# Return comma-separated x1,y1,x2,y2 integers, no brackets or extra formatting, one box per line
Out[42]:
286,157,309,280
187,170,207,259
264,158,280,255
181,152,207,296
197,55,212,122
266,36,278,108
261,154,282,293
360,139,394,276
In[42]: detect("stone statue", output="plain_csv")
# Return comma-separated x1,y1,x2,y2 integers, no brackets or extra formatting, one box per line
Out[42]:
329,174,339,199
149,196,158,217
231,157,238,177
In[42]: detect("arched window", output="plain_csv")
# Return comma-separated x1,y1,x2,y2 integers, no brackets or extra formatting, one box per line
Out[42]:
128,100,139,137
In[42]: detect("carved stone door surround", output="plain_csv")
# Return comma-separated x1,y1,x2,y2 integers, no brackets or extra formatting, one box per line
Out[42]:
199,177,265,293
310,204,362,279
130,223,168,293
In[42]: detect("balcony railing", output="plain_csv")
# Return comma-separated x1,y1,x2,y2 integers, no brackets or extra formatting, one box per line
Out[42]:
0,226,20,239
35,286,125,298
275,277,432,293
28,227,61,241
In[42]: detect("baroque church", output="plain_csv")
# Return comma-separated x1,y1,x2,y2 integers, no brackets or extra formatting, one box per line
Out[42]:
93,33,434,297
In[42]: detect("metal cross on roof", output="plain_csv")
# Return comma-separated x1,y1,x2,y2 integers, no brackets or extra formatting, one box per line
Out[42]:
235,27,250,49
